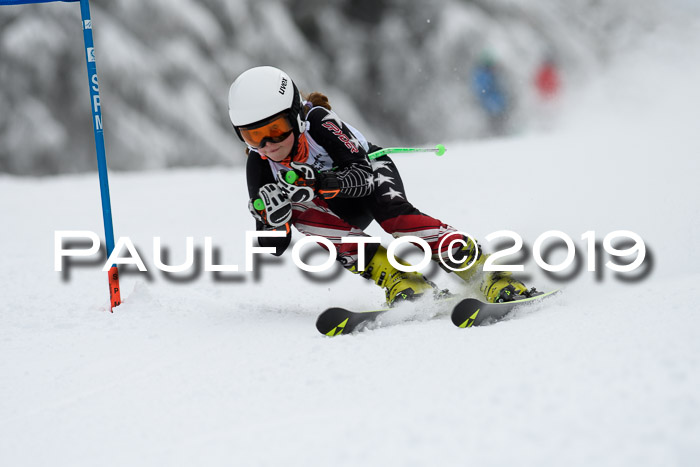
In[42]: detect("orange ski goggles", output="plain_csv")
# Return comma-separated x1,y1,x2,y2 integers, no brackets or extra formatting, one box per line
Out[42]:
237,113,294,149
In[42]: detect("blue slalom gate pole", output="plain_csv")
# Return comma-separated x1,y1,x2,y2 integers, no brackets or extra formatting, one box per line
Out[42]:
79,0,121,311
1,0,122,310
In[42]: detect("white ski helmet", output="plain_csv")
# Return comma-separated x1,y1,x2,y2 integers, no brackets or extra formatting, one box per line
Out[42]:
228,66,305,143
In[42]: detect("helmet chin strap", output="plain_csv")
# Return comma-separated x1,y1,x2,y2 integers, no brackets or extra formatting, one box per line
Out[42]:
281,94,307,165
294,93,306,134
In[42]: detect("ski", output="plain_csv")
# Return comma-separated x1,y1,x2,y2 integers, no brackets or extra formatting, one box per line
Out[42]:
450,290,561,328
316,306,390,336
316,290,561,336
316,294,460,337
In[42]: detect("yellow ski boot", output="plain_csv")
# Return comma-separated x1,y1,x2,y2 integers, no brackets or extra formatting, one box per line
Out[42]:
441,236,540,303
352,245,439,306
443,236,486,283
480,271,536,303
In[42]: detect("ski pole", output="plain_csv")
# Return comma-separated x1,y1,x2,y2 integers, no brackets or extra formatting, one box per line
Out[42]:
254,144,447,206
367,143,447,160
280,144,447,185
253,198,266,211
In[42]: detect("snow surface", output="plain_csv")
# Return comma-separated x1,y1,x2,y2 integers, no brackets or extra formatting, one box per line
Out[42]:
2,18,700,467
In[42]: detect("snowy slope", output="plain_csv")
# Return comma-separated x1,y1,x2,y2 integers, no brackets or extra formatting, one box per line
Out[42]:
1,19,700,467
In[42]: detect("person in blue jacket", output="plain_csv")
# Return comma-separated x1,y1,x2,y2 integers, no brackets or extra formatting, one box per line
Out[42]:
471,55,510,134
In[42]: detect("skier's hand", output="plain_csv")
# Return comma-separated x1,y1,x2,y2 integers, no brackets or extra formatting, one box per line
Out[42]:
277,162,317,202
278,162,341,201
249,183,292,227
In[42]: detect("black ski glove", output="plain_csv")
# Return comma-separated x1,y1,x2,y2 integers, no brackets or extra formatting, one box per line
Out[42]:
277,162,341,202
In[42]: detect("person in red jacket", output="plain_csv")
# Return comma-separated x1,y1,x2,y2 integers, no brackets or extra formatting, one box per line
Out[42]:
534,58,561,99
228,66,539,305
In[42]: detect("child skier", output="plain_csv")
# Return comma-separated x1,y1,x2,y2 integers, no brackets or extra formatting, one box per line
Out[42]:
228,66,537,304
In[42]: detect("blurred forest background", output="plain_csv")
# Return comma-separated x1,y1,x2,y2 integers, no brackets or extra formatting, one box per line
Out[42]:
0,0,694,175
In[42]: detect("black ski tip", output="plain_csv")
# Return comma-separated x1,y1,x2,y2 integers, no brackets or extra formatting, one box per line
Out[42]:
451,290,562,328
316,307,352,336
450,298,483,327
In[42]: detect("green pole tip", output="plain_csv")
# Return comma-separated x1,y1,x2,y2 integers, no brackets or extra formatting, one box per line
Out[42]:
253,199,265,211
435,144,446,156
285,171,298,184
